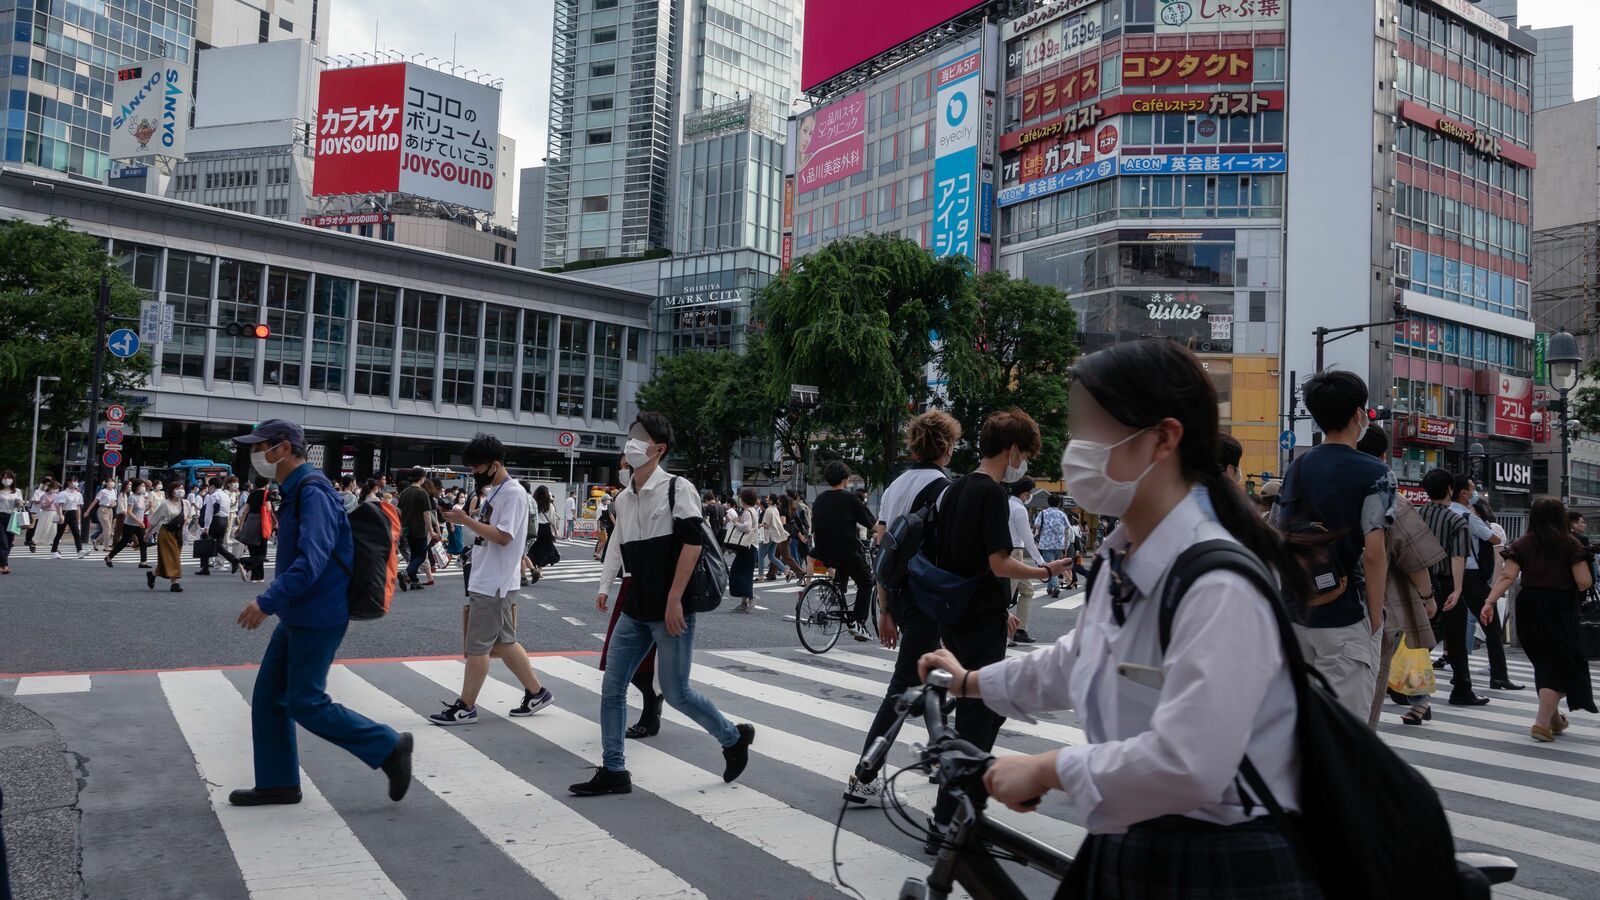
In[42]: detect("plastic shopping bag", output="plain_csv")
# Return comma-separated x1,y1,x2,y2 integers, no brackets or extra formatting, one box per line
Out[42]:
1388,638,1437,698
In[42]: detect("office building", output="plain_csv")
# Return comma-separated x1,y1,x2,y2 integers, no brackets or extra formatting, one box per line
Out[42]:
195,0,328,50
1467,0,1575,111
518,165,547,268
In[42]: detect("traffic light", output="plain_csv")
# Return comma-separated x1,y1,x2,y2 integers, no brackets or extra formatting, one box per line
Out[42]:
224,322,271,339
1369,406,1392,421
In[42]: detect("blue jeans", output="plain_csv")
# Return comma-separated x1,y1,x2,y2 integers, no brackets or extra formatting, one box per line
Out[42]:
600,611,738,772
1040,548,1064,592
251,621,399,789
404,530,429,581
756,540,775,576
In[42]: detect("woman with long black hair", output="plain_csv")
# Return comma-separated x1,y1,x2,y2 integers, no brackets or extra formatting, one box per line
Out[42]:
235,478,272,583
920,339,1319,898
1482,496,1597,741
526,484,561,582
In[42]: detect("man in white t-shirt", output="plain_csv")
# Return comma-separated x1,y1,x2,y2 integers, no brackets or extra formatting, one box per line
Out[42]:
429,434,555,725
564,491,578,538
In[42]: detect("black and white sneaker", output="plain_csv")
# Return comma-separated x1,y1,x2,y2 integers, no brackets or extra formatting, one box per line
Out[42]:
428,699,478,726
510,687,555,717
843,775,908,808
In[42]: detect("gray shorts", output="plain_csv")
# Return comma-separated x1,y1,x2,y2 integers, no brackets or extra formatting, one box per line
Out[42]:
465,591,517,656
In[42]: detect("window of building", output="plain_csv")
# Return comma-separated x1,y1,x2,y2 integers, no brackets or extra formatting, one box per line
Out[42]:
587,130,613,145
309,276,352,394
582,195,609,212
400,292,440,402
494,243,508,264
214,259,263,383
278,17,293,32
557,318,590,417
626,328,641,361
354,284,397,397
161,251,213,379
592,323,623,420
595,0,618,7
589,96,613,111
592,27,616,44
591,62,615,77
1249,291,1267,322
441,297,480,406
521,313,554,415
481,305,517,409
263,269,309,388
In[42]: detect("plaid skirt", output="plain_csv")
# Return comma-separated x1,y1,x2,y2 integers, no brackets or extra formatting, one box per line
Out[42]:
1059,816,1323,900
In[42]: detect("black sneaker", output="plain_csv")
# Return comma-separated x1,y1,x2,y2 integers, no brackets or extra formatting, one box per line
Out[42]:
569,766,632,796
228,786,302,807
1490,679,1526,691
722,723,755,783
510,687,555,717
428,699,478,726
1012,629,1034,644
381,733,413,801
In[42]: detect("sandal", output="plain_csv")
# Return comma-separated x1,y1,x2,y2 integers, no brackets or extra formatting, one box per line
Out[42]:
1552,714,1570,735
1401,704,1432,725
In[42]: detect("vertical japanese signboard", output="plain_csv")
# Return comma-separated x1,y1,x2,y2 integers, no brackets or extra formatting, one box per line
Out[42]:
313,64,406,197
933,47,983,263
1534,332,1548,385
111,58,190,161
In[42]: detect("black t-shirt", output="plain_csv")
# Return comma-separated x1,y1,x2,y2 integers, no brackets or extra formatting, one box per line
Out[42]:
811,489,875,565
1275,443,1395,628
933,472,1014,623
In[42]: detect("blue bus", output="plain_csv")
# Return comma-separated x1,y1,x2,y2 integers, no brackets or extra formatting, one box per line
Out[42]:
149,459,233,490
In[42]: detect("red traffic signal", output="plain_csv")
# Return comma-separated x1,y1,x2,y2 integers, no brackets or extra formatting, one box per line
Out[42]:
249,323,271,339
223,322,272,339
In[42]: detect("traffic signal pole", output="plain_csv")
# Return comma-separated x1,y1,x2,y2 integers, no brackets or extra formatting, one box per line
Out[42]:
86,271,110,486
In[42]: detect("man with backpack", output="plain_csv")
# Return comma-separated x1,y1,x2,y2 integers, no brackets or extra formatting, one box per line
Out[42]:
572,412,755,798
229,419,413,807
1273,370,1393,720
1417,468,1490,706
429,434,556,725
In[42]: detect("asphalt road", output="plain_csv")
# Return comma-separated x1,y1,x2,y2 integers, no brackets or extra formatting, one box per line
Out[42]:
0,538,1080,675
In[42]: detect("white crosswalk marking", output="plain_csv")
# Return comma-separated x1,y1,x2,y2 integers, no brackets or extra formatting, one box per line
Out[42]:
6,646,1592,898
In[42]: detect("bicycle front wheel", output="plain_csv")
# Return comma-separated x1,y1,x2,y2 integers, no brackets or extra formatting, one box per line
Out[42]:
795,581,843,654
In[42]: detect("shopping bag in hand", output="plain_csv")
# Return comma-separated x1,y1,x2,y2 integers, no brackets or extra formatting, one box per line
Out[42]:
1387,638,1436,697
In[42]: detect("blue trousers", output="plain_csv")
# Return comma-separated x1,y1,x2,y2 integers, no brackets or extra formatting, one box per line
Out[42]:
1040,548,1064,592
600,611,738,772
251,621,399,789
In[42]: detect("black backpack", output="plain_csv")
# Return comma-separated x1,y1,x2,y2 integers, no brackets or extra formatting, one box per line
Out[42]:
1106,540,1466,900
291,473,401,621
874,472,950,591
667,476,727,613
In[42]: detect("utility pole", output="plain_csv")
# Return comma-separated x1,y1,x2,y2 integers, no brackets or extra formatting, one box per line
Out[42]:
86,272,110,487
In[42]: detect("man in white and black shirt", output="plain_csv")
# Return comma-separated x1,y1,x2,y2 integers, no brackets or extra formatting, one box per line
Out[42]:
197,477,242,575
571,412,755,797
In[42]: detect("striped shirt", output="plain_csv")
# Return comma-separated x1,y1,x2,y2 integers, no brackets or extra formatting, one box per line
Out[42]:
1415,501,1470,579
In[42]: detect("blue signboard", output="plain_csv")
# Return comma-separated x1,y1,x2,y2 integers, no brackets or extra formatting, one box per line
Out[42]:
1279,430,1296,451
997,157,1117,208
1118,152,1287,176
932,48,982,262
107,328,140,359
979,180,993,238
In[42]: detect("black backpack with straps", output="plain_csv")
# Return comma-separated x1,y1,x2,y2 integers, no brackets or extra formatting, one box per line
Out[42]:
1088,539,1470,900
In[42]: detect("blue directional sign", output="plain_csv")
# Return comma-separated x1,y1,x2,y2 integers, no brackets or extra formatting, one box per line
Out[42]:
107,329,140,359
1279,430,1297,451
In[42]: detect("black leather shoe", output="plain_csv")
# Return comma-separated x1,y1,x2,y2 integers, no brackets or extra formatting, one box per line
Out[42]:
569,767,632,796
228,786,302,806
381,732,413,801
1490,679,1526,691
1432,656,1448,670
722,723,755,783
1448,694,1491,706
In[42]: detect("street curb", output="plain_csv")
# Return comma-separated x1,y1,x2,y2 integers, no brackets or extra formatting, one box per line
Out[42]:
0,696,82,900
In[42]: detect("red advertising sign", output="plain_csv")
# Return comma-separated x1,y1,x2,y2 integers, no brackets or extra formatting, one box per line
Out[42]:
1122,50,1253,86
1004,90,1283,151
801,0,982,91
312,64,405,197
781,234,793,272
795,91,867,194
1481,372,1534,441
300,213,394,228
1021,64,1100,121
1408,415,1458,445
1397,482,1430,506
1398,100,1537,169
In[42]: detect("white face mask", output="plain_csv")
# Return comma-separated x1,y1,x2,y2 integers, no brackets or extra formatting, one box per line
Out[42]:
1002,448,1029,484
173,489,186,499
623,438,654,470
1060,428,1157,518
135,487,146,495
1,478,11,487
251,447,277,479
619,467,632,483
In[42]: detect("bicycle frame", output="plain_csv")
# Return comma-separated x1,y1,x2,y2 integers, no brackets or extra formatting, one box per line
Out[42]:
904,803,1075,900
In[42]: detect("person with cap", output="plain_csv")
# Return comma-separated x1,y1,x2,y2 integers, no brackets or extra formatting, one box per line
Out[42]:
229,419,413,807
1254,479,1281,518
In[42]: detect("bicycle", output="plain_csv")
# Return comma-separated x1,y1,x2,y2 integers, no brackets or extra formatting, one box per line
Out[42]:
794,538,879,654
839,670,1520,900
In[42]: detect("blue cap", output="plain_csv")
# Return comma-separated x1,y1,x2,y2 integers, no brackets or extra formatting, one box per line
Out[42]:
234,418,305,453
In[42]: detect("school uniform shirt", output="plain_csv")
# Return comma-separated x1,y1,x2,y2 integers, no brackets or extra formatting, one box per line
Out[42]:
978,492,1299,835
597,467,705,622
1448,502,1495,571
466,478,530,598
1008,495,1045,566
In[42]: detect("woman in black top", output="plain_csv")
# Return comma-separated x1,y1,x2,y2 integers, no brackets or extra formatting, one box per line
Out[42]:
1483,497,1597,741
528,485,561,574
235,479,271,583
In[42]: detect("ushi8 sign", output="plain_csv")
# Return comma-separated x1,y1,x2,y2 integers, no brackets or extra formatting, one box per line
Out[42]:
933,48,983,263
314,63,502,213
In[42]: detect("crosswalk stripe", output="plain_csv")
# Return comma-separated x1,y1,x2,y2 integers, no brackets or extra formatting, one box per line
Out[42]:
1404,718,1599,758
1429,704,1600,739
534,656,1089,855
1447,811,1600,877
405,659,940,900
157,670,405,899
1380,730,1595,783
14,674,91,695
324,666,703,900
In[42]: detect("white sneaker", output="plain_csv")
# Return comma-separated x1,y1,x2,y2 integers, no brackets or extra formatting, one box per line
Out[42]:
78,549,90,559
52,552,62,559
843,775,908,808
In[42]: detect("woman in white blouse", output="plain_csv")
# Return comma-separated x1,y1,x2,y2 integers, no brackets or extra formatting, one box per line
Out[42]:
920,339,1318,898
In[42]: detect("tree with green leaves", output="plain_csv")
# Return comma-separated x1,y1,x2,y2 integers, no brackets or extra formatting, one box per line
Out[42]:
0,219,149,482
1566,359,1600,437
755,234,977,486
942,270,1079,471
635,347,780,489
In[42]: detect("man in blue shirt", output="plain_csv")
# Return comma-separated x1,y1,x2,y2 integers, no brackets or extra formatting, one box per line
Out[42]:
229,419,413,806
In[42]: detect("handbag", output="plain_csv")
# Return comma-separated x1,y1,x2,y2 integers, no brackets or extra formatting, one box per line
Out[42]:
1386,637,1436,697
724,517,757,549
668,477,727,613
193,537,218,558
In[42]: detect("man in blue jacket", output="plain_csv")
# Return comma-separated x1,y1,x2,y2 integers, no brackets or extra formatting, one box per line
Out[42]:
230,419,413,806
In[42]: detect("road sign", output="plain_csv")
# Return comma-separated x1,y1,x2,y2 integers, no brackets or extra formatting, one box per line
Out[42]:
105,404,127,423
159,303,175,342
104,426,125,446
102,449,122,468
558,431,576,448
1279,430,1297,451
139,301,161,343
107,329,140,359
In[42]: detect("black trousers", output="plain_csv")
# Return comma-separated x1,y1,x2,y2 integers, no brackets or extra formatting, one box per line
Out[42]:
198,518,240,572
933,610,1010,825
1433,573,1476,699
108,523,148,564
50,510,83,553
828,549,875,625
858,592,941,783
1462,569,1510,683
244,541,269,580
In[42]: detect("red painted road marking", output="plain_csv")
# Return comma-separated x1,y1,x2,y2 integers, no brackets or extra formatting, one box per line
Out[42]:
0,649,600,680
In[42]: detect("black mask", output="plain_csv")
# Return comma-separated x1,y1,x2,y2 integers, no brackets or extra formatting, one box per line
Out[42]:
472,464,496,495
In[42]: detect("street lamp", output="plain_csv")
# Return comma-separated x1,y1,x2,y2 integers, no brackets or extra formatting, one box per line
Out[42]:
1468,441,1486,485
28,375,61,494
1547,328,1582,503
